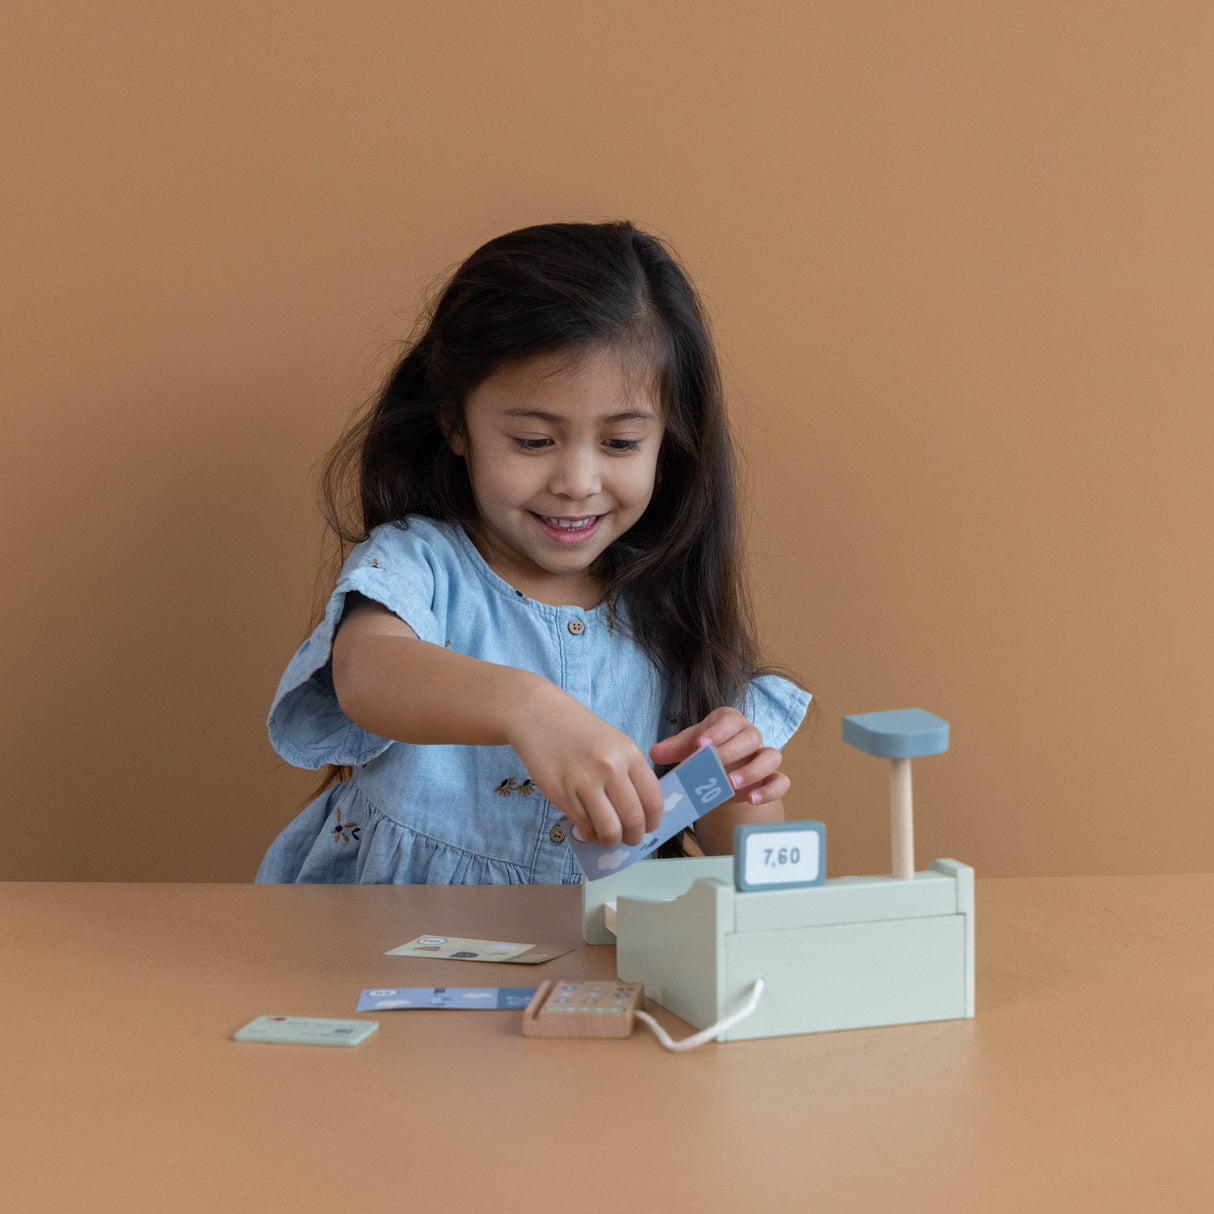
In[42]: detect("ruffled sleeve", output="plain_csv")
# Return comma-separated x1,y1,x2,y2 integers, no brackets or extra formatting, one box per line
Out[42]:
738,674,813,752
267,523,446,770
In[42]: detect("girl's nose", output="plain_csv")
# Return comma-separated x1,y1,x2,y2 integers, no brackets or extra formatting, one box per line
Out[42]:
550,448,601,500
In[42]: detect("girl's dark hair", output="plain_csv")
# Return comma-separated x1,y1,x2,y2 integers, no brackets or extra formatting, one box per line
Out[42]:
314,221,803,839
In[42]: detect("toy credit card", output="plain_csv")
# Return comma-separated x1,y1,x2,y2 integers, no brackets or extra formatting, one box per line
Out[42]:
357,986,537,1011
384,935,574,964
233,1015,378,1046
567,744,733,881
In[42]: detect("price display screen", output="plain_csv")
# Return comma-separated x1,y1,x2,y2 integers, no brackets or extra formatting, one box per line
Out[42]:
733,821,826,892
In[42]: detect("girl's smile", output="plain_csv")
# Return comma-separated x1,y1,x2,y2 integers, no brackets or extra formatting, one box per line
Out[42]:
531,512,605,544
449,345,663,606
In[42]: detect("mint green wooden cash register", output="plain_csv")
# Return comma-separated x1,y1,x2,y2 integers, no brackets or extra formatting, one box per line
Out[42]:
581,710,974,1042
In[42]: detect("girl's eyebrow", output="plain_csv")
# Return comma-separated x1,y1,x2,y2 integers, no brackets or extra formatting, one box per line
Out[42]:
500,407,657,424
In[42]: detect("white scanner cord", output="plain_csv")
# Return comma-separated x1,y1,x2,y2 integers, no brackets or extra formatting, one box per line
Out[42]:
634,978,766,1052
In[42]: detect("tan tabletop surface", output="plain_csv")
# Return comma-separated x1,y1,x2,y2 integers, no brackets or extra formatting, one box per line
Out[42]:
2,876,1213,1212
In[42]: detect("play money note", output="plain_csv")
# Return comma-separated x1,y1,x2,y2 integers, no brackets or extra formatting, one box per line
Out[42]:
385,935,573,964
357,986,537,1011
566,743,733,881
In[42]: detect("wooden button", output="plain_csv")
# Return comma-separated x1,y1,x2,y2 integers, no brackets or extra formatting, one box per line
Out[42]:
549,824,566,843
567,619,585,635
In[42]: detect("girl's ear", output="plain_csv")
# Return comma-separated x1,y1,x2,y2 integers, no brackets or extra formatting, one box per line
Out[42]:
438,403,466,456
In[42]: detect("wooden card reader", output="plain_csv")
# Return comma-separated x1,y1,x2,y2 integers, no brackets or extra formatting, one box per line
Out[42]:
522,979,644,1038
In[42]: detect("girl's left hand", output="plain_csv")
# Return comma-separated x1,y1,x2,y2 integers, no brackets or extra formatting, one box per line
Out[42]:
649,706,789,806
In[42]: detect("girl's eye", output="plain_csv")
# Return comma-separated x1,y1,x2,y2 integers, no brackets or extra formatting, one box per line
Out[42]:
605,438,642,452
512,437,551,451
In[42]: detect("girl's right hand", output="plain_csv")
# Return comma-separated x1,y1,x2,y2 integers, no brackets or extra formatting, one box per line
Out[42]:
507,686,664,849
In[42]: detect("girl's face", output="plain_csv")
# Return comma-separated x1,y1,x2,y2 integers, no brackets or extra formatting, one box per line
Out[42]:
449,344,664,606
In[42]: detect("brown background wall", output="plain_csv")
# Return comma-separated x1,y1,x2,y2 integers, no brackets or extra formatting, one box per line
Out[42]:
3,2,1211,882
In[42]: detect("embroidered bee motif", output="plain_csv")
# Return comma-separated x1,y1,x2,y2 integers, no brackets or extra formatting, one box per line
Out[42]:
513,588,530,603
444,640,451,648
331,808,361,843
371,558,381,567
664,713,680,725
494,776,539,798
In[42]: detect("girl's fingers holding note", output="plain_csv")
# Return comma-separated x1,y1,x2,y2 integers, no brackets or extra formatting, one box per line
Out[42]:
577,789,624,849
510,684,657,842
712,721,766,770
648,705,737,765
647,724,701,768
652,706,791,809
631,759,665,833
725,744,784,796
604,774,648,848
732,761,790,806
650,706,761,769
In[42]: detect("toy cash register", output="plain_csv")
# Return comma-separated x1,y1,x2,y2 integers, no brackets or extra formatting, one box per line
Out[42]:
580,709,975,1042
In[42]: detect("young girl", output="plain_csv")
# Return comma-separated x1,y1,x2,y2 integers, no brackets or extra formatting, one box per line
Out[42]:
257,220,811,885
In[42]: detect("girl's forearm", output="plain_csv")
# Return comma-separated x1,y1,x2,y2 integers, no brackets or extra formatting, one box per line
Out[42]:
331,606,667,846
333,631,558,747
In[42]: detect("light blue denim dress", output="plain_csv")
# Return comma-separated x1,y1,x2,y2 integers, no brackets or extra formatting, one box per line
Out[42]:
256,517,811,885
